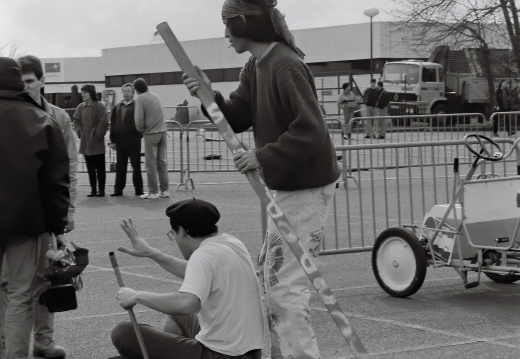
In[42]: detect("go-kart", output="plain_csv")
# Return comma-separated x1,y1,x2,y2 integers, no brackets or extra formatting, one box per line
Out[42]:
372,134,520,297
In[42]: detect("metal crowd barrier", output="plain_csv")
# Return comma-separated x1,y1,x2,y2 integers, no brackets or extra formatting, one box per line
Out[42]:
490,111,520,136
183,120,255,185
320,138,518,255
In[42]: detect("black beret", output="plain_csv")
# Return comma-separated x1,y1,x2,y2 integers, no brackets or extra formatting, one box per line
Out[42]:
0,57,24,92
165,198,220,233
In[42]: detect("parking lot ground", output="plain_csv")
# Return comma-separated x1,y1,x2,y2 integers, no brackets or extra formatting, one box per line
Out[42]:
36,171,520,359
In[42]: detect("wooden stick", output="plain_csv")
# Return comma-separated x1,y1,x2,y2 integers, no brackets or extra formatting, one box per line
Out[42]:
109,252,150,359
155,22,370,358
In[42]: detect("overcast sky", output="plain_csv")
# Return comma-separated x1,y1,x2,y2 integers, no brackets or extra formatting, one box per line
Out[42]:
0,0,396,59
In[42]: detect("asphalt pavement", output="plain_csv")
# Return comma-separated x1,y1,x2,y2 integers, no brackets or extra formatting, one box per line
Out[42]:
40,171,520,359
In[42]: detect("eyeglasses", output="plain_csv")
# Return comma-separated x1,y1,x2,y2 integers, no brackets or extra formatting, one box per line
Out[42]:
167,229,175,241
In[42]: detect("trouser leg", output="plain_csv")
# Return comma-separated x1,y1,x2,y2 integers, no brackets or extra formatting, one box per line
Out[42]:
114,144,129,193
4,235,38,359
157,132,169,192
342,110,351,138
365,106,375,136
144,134,159,194
95,154,106,193
84,155,97,192
263,183,336,359
33,233,54,343
111,319,203,359
129,141,143,193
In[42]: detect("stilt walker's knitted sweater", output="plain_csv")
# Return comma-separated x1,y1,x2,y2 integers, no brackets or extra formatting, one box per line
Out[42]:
214,42,341,191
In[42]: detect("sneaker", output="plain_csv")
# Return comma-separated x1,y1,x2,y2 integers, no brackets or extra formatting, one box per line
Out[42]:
140,192,159,199
33,339,66,358
159,191,170,198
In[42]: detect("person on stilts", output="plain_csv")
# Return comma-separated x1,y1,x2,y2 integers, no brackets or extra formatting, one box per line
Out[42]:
183,1,341,358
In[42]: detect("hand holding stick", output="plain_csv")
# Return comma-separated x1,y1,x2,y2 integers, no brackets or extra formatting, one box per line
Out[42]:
109,252,150,359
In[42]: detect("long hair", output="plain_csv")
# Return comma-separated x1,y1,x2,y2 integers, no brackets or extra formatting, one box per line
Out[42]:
80,84,98,102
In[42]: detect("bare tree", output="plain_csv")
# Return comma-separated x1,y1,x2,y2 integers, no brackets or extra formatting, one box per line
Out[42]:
391,0,516,113
498,0,520,75
0,42,24,58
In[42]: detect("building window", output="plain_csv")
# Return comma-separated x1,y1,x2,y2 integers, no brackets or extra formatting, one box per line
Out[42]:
107,76,123,87
150,73,162,85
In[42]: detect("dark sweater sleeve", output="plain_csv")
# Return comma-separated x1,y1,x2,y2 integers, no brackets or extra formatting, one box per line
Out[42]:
202,61,253,134
255,58,329,170
39,120,71,235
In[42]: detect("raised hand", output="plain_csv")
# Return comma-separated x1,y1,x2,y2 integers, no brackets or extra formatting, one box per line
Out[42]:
118,218,157,258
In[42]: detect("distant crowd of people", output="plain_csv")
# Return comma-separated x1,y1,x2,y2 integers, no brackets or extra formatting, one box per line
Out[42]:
73,78,170,199
337,78,391,140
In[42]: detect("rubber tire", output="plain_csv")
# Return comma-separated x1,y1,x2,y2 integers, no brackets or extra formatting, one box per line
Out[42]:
372,228,427,298
432,103,447,114
484,272,520,284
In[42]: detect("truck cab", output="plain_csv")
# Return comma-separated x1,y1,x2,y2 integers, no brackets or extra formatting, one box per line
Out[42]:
382,61,446,115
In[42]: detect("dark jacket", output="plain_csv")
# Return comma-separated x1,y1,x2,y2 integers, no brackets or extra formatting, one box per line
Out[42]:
364,87,379,107
496,87,510,111
73,101,109,155
375,88,391,109
0,91,70,237
109,101,142,145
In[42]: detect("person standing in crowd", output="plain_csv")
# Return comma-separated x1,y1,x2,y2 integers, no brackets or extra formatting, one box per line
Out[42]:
109,83,144,197
493,79,514,136
0,54,78,359
337,82,357,139
73,84,109,197
363,78,378,139
374,81,391,139
183,1,341,358
111,199,264,359
0,57,70,359
133,78,169,199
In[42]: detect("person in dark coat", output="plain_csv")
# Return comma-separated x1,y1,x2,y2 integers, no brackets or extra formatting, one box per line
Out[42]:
0,57,70,359
109,83,144,196
375,81,392,139
73,84,109,197
493,80,514,136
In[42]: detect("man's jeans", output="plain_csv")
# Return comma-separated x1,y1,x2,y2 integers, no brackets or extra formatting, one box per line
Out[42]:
143,132,169,194
0,236,38,359
263,182,336,359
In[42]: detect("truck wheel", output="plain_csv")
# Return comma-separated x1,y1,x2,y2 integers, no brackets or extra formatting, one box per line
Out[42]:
484,272,520,284
372,228,427,297
432,103,447,114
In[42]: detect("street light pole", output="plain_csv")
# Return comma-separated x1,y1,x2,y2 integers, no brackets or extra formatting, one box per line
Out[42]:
363,7,379,79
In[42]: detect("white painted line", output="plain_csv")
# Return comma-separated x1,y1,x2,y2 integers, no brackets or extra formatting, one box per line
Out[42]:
310,306,520,351
87,265,183,285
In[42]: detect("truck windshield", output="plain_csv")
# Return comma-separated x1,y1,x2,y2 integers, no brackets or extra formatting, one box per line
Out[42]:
383,64,420,84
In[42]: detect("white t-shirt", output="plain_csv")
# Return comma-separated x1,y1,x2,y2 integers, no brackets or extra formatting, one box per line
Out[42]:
179,233,264,356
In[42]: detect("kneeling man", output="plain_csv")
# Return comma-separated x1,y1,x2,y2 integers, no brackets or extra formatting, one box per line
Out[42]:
111,199,264,359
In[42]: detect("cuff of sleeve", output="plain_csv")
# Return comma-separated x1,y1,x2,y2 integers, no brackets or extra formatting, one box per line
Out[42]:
201,91,222,120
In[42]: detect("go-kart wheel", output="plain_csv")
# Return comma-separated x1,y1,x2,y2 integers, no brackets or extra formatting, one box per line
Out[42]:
372,228,427,298
463,134,503,161
484,272,520,284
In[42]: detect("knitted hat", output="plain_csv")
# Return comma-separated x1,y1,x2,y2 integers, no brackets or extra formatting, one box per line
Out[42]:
0,57,25,92
165,198,220,234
